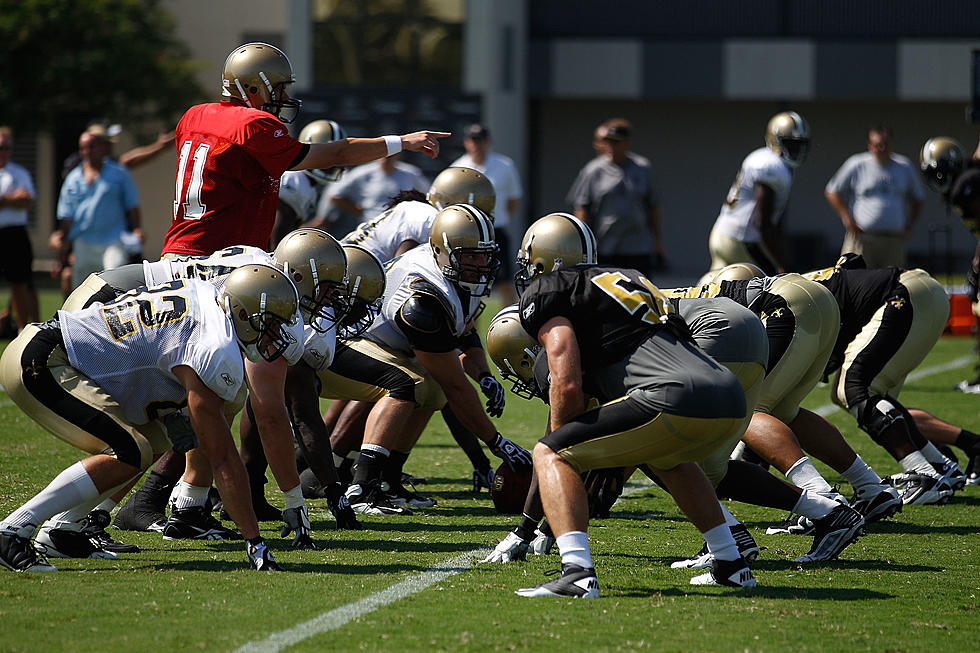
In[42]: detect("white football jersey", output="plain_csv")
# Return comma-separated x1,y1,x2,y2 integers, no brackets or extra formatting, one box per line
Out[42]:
279,170,319,221
59,279,245,424
364,245,483,355
341,200,437,263
713,147,793,242
143,246,305,365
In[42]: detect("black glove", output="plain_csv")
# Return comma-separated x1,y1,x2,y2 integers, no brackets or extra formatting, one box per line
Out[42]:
583,467,626,519
246,539,283,571
490,433,532,472
281,505,316,549
327,483,363,530
479,373,506,418
161,410,199,454
967,263,979,303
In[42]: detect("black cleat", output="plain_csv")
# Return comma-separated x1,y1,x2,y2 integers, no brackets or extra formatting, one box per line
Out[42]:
164,507,242,541
0,528,56,572
794,505,864,563
82,510,140,553
345,482,413,516
850,484,902,522
670,524,759,569
35,527,118,559
690,556,757,587
516,563,599,598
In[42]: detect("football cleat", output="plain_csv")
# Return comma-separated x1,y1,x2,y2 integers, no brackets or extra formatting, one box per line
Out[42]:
326,486,363,530
849,484,902,522
113,501,167,533
885,472,953,505
482,531,529,563
345,483,413,516
0,528,57,572
670,524,759,570
384,481,437,508
794,505,864,563
966,452,980,486
81,509,140,553
515,563,600,598
472,468,495,493
35,526,118,559
932,460,967,492
766,513,814,536
247,540,283,571
690,556,757,587
530,527,555,555
163,507,242,541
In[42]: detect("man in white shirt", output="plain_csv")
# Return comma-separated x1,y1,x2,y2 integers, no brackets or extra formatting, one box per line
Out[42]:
451,124,523,300
323,153,429,228
0,126,38,331
825,126,925,268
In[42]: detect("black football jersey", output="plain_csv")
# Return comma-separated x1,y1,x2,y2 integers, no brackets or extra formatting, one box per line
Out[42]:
519,265,669,373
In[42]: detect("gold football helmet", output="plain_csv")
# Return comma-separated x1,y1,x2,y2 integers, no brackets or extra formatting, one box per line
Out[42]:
426,167,496,216
221,42,301,123
339,245,386,337
919,137,965,194
486,305,541,399
298,119,347,183
710,262,765,284
273,228,349,333
429,204,499,296
765,111,810,168
219,264,299,362
515,212,597,294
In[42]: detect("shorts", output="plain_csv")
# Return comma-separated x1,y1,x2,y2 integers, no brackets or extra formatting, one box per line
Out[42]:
0,225,34,283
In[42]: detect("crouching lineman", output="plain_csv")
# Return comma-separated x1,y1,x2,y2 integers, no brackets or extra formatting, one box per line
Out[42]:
0,265,297,571
509,220,758,598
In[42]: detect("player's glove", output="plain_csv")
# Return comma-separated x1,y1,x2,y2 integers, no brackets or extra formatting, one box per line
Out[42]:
479,373,506,418
967,263,979,303
473,467,495,493
246,539,283,571
327,482,363,530
583,467,626,519
481,530,529,563
530,527,556,555
490,433,532,473
161,410,199,454
281,505,316,549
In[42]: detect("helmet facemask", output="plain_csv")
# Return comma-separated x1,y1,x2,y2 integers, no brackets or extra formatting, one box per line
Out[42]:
262,82,302,124
225,292,297,363
440,238,500,297
777,137,809,168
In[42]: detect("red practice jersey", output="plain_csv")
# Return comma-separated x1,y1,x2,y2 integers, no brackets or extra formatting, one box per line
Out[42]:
162,101,306,256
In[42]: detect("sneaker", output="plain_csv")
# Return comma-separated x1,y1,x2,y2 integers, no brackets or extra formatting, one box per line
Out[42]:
246,540,283,571
385,481,437,508
932,460,967,492
886,472,953,505
954,377,980,394
113,500,166,533
967,452,980,486
472,468,495,493
794,505,864,563
81,510,140,553
35,526,119,559
0,528,57,572
690,556,757,587
345,483,413,516
849,484,903,522
163,507,242,540
671,524,759,569
515,563,600,598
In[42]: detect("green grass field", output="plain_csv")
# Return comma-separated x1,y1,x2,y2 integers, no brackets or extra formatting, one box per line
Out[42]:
0,289,978,652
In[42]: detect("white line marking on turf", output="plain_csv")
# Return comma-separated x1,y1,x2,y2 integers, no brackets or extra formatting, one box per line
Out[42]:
237,478,657,652
812,355,974,417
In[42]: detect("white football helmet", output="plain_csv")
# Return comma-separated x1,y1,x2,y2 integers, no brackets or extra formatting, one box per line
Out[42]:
219,264,299,362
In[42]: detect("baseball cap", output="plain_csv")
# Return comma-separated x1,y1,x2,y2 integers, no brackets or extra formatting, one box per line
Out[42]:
464,124,489,140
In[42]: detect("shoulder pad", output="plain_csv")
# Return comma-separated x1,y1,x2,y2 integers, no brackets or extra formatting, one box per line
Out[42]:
408,277,455,317
400,293,451,334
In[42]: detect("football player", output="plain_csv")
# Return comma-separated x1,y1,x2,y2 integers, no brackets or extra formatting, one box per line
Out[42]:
272,119,347,247
320,204,531,515
162,42,449,258
0,266,297,572
801,255,965,502
707,112,810,275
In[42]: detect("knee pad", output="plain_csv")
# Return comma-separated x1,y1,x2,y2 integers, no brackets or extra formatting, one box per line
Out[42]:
853,395,905,446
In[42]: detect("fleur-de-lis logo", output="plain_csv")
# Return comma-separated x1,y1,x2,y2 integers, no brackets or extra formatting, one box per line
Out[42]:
26,359,44,378
889,298,905,310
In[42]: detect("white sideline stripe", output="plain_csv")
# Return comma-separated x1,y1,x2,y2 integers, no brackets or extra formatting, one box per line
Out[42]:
811,355,973,417
238,477,657,652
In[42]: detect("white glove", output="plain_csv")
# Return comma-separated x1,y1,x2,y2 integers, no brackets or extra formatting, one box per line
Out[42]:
481,531,529,563
281,505,315,549
530,528,555,555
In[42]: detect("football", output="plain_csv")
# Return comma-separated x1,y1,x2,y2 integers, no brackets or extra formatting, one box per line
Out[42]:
490,462,532,514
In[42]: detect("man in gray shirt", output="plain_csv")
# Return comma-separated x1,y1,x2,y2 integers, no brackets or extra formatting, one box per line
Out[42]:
825,126,925,268
567,118,665,273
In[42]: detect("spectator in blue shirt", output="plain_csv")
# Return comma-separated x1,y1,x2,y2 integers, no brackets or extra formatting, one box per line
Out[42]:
55,128,142,290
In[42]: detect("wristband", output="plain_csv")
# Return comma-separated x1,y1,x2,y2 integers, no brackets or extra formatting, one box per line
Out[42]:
384,135,402,156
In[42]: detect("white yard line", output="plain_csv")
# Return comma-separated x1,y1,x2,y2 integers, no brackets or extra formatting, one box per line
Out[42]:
235,478,656,652
811,355,974,417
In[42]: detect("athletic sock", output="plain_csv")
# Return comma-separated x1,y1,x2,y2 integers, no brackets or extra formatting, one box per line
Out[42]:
352,444,389,487
702,523,739,562
556,531,593,569
1,462,98,534
383,450,410,485
841,455,883,490
171,481,210,510
954,429,980,455
792,489,838,520
719,503,741,527
918,442,947,465
786,457,834,494
898,450,938,477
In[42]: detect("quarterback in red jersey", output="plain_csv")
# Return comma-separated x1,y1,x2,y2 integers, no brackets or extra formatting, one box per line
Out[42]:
162,42,449,256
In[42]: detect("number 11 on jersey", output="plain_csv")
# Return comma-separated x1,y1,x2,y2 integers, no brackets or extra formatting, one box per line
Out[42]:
174,140,210,221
